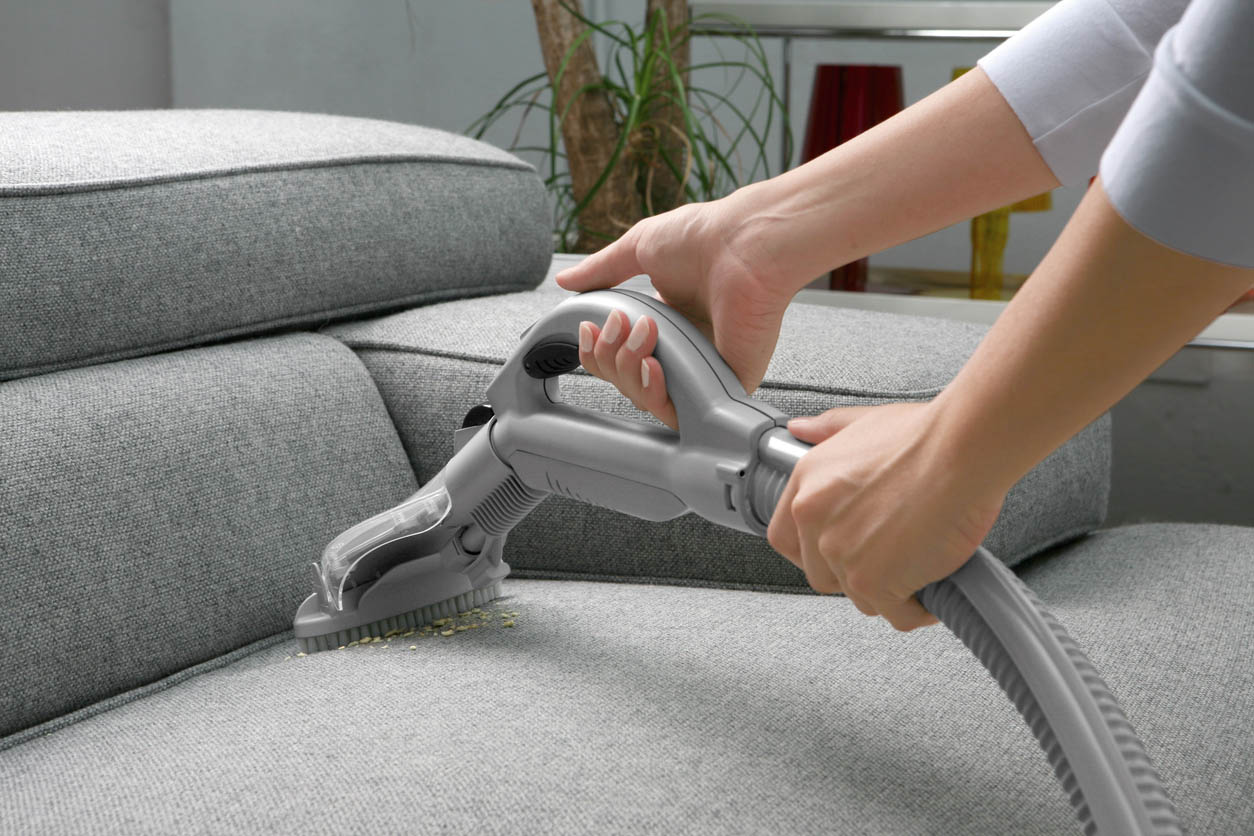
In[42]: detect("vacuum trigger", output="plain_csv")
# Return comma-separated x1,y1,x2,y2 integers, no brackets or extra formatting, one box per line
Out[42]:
522,339,581,379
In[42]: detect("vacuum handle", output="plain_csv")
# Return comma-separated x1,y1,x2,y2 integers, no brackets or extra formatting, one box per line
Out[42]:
485,288,787,531
490,288,782,438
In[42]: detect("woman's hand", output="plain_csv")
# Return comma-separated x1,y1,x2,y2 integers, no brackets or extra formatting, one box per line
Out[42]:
769,401,1006,631
555,198,795,431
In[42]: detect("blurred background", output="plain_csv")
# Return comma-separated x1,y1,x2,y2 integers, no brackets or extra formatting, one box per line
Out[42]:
3,0,1252,527
0,0,1086,279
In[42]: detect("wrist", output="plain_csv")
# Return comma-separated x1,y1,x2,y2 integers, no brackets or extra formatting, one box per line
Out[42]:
711,183,800,297
917,396,1025,500
719,177,862,296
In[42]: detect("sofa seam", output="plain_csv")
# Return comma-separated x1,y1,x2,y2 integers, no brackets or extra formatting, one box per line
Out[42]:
508,568,823,596
344,343,949,401
0,523,1115,754
0,281,538,383
999,521,1103,569
0,631,293,754
509,523,1097,593
0,154,537,198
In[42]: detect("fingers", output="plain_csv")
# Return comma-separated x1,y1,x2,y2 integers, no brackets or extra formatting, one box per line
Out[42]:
799,521,845,597
592,309,629,390
870,595,939,632
577,320,603,378
766,470,802,568
639,357,679,430
787,406,877,443
577,310,679,431
769,479,937,631
554,229,644,292
612,315,654,404
841,561,940,630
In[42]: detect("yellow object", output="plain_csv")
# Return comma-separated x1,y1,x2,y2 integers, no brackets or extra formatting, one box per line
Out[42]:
970,207,1011,300
1010,192,1052,213
954,67,1055,299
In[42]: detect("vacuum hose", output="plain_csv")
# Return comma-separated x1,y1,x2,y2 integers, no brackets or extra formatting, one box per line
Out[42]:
752,430,1181,836
451,287,1182,834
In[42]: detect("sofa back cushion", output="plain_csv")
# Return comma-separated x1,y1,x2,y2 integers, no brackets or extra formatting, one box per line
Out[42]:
327,278,1111,589
0,334,417,738
0,110,551,381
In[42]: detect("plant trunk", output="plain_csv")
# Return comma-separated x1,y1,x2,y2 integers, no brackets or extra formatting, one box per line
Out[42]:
643,0,690,214
531,0,642,252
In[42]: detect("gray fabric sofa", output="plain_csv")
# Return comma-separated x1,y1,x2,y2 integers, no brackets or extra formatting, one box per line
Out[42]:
1,110,1250,835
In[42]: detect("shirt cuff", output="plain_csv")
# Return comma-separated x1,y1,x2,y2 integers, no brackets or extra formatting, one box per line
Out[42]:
1100,27,1254,268
978,0,1154,186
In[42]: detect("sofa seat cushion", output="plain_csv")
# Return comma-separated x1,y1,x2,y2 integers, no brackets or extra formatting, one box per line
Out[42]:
1,523,1248,835
325,264,1110,588
0,333,417,737
0,110,551,381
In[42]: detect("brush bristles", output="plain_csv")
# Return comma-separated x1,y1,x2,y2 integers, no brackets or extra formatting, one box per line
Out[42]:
297,582,503,654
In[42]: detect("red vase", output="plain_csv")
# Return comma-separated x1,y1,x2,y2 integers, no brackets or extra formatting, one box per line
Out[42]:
802,65,904,291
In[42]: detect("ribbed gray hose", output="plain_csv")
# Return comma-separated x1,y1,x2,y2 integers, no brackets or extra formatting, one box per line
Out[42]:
751,457,1182,836
919,556,1181,836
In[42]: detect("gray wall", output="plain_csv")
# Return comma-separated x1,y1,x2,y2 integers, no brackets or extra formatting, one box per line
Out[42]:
169,0,1076,275
0,0,171,109
171,1,539,136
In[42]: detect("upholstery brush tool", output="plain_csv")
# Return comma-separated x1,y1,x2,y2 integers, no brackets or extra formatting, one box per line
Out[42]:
295,288,1180,835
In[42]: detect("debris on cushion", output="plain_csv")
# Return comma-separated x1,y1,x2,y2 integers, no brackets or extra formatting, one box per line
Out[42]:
284,603,521,659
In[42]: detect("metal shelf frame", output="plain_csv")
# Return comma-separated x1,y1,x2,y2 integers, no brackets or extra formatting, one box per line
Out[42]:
689,1,1054,170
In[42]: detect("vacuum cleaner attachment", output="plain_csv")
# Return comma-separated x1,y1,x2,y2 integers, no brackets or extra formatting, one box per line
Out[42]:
291,405,540,651
294,288,1180,835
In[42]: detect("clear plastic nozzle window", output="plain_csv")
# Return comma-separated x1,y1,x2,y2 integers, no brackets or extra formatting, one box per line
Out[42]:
316,485,453,610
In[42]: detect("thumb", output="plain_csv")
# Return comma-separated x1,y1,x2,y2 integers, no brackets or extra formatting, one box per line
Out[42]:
554,232,644,292
787,406,874,442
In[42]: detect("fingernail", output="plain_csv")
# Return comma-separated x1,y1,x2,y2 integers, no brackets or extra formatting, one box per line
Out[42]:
788,417,814,429
578,322,592,353
601,311,622,343
625,316,648,351
640,359,650,388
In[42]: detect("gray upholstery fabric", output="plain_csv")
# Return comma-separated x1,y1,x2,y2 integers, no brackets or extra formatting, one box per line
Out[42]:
1,523,1248,835
0,334,417,737
328,279,1110,586
0,110,551,381
1,110,531,190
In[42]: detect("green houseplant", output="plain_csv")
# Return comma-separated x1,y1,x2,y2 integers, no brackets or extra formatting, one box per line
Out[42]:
468,0,791,253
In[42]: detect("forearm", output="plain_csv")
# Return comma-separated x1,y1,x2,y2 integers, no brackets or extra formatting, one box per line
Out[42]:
725,68,1059,294
927,179,1254,496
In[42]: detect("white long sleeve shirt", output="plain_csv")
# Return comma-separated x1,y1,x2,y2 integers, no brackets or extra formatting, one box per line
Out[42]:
977,0,1254,267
